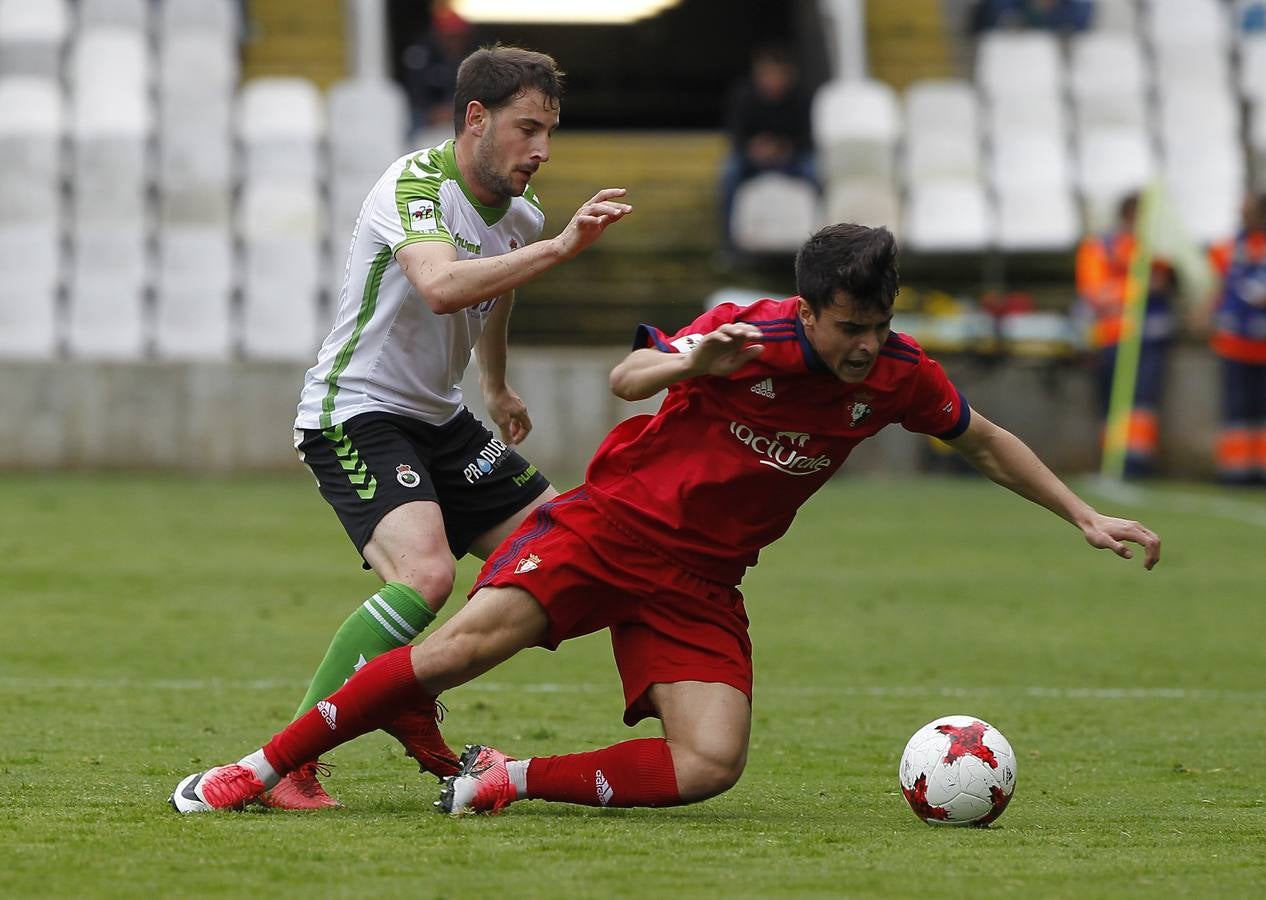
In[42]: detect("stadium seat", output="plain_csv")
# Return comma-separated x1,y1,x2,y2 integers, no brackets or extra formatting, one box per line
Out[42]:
0,0,70,79
157,33,236,226
237,184,322,360
824,179,901,232
1239,35,1266,102
154,225,234,359
975,31,1063,102
903,180,992,252
994,186,1080,251
1091,0,1138,31
0,77,63,226
0,224,60,358
1076,126,1155,231
1146,0,1230,51
903,79,981,184
78,0,149,32
159,0,239,43
67,225,148,359
730,172,821,253
989,133,1072,193
327,78,409,235
811,78,901,182
986,90,1068,142
1068,32,1149,130
1165,176,1241,244
1252,100,1266,189
237,78,326,185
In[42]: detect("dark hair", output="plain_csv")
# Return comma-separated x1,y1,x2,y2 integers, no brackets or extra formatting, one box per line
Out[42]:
794,223,900,315
453,44,565,134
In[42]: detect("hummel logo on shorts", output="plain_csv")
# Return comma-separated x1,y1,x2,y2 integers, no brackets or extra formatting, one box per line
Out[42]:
751,378,776,399
317,700,338,730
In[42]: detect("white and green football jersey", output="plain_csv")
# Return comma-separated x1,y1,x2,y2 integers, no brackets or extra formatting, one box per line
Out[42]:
295,140,546,431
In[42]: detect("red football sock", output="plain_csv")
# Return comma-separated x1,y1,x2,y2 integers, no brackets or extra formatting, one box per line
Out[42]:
263,645,428,773
525,737,681,808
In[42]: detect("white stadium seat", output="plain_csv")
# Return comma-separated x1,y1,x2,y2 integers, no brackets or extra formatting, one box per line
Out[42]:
0,224,61,358
1092,0,1138,31
730,172,821,253
78,0,149,32
811,78,901,182
824,179,900,232
989,133,1072,193
159,0,239,43
154,225,234,359
1069,32,1149,129
976,31,1063,101
904,80,981,184
237,184,322,360
237,78,326,185
903,180,992,252
0,0,70,79
994,187,1080,251
0,77,64,226
67,225,148,359
1239,36,1266,102
1076,126,1155,231
1147,0,1229,50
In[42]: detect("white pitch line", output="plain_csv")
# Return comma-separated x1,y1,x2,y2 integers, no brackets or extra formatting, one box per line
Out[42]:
2,676,1263,702
1078,476,1266,528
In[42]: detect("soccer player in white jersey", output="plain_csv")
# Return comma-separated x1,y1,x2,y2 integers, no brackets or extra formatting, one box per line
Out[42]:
269,45,632,809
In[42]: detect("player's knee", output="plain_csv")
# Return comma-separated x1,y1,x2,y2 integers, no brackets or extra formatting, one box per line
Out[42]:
674,740,748,801
396,562,456,611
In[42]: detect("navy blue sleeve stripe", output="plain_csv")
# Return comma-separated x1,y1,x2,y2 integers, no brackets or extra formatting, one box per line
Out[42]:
879,348,920,364
933,389,972,441
746,317,797,326
886,334,918,353
633,323,673,352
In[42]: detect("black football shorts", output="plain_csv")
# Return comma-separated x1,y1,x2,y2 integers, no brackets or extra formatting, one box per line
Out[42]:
296,409,551,562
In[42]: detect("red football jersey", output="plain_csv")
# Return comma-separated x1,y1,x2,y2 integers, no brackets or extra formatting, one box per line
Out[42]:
585,296,970,586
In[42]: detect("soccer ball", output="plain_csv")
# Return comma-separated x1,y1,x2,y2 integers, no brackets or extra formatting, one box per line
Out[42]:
898,715,1017,826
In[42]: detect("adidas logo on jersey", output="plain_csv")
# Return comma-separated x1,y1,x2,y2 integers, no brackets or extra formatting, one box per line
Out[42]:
317,700,338,731
595,768,614,806
751,378,776,399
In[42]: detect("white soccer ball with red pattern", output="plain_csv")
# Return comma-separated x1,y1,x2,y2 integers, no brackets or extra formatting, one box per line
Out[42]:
898,715,1017,826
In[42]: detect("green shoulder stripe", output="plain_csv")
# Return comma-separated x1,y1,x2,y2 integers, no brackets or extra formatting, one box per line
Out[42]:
395,151,451,238
523,184,544,213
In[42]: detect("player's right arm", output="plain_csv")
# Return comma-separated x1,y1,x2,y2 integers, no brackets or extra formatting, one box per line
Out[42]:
396,188,633,315
609,323,765,400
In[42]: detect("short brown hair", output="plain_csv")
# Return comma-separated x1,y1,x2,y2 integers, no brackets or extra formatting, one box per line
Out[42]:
453,44,565,134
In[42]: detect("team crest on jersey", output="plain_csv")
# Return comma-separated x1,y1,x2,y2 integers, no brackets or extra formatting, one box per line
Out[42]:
406,199,438,233
848,401,873,427
514,553,541,574
396,464,421,488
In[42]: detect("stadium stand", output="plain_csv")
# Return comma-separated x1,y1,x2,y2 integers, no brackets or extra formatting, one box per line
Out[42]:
730,172,822,253
0,0,69,80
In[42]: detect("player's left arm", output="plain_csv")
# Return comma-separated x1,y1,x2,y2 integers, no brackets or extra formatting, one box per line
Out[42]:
609,322,765,400
947,409,1161,569
475,292,531,445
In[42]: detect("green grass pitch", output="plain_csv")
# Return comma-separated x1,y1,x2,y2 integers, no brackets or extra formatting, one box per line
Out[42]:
1,471,1263,898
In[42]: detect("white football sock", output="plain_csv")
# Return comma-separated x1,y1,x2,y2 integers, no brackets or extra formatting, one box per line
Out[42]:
238,748,281,789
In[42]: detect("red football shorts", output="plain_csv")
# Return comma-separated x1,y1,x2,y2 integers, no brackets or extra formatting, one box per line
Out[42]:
471,486,753,725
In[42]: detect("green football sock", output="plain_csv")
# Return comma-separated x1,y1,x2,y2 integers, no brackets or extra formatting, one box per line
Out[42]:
292,581,435,720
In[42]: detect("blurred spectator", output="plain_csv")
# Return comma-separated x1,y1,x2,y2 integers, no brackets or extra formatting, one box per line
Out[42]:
1205,193,1266,485
972,0,1093,32
1239,0,1266,34
1074,193,1177,477
401,2,476,137
717,43,818,263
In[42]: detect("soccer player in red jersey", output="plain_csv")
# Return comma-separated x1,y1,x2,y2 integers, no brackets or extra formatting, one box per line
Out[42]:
172,224,1161,815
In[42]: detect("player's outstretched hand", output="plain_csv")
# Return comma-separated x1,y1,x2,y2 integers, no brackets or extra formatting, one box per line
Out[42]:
553,188,632,259
689,323,765,377
1081,514,1161,569
484,385,532,445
